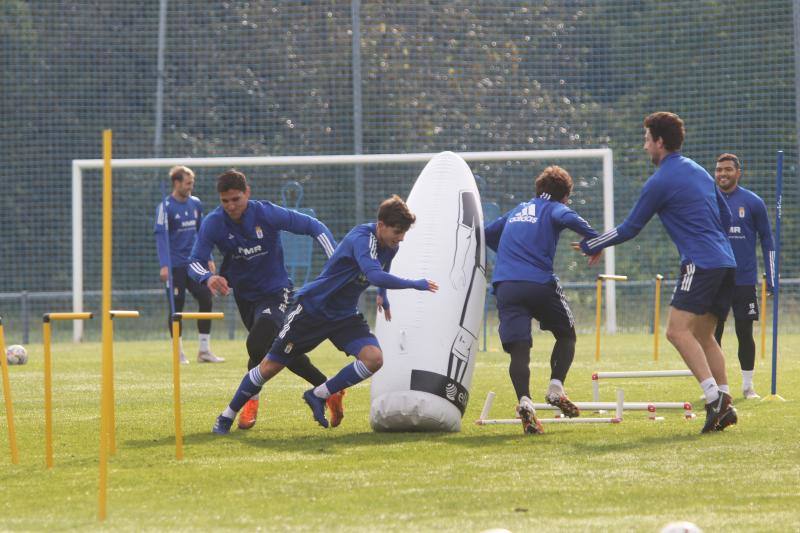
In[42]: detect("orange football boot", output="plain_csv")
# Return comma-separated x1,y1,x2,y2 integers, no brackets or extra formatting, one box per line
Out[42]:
238,398,260,430
326,390,346,428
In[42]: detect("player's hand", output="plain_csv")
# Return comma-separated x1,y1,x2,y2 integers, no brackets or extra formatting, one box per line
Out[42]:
426,280,439,292
587,251,603,266
159,266,169,282
376,295,392,321
206,275,230,296
208,260,217,274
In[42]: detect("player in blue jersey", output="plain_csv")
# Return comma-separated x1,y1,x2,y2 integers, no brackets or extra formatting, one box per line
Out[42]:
485,166,602,434
188,169,340,430
154,166,223,364
714,153,775,399
211,195,438,434
579,112,739,433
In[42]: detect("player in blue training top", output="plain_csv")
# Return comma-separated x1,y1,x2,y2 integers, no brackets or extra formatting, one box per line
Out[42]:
154,166,223,364
578,112,738,434
485,165,602,435
714,152,775,399
188,169,339,430
211,195,438,434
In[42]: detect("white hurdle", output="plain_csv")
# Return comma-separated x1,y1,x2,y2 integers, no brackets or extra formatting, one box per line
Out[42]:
591,369,695,419
475,390,625,427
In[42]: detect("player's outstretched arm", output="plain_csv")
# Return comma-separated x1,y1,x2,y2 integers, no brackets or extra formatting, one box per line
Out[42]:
579,175,664,255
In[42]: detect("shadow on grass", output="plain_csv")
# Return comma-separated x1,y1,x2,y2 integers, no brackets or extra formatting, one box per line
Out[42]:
124,427,532,455
566,431,704,453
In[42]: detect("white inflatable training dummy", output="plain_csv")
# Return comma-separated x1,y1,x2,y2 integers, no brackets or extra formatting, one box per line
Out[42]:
370,151,486,431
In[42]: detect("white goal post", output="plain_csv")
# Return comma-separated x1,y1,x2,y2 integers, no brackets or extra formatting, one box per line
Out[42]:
71,149,615,342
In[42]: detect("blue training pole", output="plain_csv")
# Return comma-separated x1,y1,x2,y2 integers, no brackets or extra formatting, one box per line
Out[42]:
770,151,783,396
160,180,176,318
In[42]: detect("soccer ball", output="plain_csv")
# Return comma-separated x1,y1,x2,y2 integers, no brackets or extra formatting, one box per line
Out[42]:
660,522,703,533
6,344,28,365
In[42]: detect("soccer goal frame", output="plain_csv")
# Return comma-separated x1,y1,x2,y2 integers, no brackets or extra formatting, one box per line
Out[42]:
71,149,616,342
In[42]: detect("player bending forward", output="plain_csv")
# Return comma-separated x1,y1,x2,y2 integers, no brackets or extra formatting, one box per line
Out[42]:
212,195,437,433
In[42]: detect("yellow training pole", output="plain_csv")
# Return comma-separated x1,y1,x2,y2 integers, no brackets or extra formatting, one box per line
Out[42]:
0,318,20,464
760,274,767,361
42,309,95,468
172,318,184,461
594,277,602,362
171,312,224,460
99,129,112,522
653,274,663,362
43,319,54,469
107,310,139,457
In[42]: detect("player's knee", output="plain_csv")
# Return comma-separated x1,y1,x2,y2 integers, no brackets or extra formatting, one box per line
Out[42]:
359,345,383,372
555,327,576,344
247,319,278,361
665,325,679,345
197,291,212,311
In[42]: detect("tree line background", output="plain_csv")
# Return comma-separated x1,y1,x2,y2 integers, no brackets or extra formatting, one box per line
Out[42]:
1,0,797,336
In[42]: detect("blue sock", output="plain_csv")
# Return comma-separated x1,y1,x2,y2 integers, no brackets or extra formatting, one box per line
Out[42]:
321,360,373,396
228,367,266,414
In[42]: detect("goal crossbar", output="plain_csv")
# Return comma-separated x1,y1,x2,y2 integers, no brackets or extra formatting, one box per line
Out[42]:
71,149,615,341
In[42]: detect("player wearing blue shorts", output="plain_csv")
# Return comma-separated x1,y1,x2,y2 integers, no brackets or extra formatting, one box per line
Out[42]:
154,166,222,364
212,195,438,434
579,112,739,433
188,169,338,430
713,153,775,399
486,166,602,434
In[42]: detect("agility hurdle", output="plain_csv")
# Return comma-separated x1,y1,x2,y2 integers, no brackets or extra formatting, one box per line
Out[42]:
525,401,693,420
595,274,628,361
591,370,695,419
171,312,224,460
42,312,93,468
476,390,625,427
104,310,139,455
0,316,19,464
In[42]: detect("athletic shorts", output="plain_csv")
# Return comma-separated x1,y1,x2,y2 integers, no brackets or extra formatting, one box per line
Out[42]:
494,279,575,352
266,303,379,364
234,288,292,332
167,267,211,303
670,263,735,320
729,285,759,321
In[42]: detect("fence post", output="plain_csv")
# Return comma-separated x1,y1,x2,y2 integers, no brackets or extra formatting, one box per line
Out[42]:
21,290,29,344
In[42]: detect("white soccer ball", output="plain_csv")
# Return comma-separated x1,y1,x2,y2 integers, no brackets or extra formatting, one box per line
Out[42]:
660,521,703,533
6,344,28,365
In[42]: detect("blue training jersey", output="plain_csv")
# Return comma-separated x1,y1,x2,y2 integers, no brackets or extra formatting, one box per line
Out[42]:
486,194,599,284
720,185,775,289
154,195,206,268
296,223,428,321
581,153,736,269
187,200,336,302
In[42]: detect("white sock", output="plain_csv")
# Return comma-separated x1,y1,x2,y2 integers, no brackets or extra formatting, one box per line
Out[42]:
178,337,184,353
199,333,210,352
548,379,564,395
701,378,720,403
719,383,730,394
314,383,331,400
222,407,236,419
742,370,754,390
252,393,260,401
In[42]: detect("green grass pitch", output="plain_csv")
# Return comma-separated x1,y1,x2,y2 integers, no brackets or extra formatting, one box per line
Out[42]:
1,333,798,531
